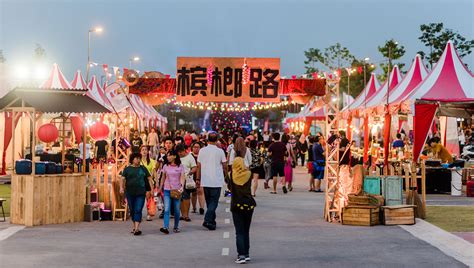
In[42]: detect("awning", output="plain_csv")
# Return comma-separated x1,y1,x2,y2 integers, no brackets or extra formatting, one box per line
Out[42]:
0,88,110,113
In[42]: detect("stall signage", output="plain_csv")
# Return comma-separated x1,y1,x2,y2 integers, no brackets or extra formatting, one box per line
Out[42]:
176,57,280,103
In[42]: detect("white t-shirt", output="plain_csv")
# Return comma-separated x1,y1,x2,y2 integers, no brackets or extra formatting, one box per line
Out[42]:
148,132,159,146
228,148,252,168
181,153,197,176
198,144,227,187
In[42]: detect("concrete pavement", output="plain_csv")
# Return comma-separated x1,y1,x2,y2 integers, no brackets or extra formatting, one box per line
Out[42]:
0,167,468,267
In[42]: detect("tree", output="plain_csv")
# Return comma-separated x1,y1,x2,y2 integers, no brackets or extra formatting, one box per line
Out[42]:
34,43,46,60
0,50,5,63
418,22,474,68
304,43,355,74
378,39,406,82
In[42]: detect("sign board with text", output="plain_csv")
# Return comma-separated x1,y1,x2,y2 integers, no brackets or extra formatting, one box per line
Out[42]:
176,57,280,103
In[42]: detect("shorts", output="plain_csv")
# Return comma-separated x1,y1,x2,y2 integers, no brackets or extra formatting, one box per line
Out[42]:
271,162,285,177
250,165,265,179
181,188,195,200
312,161,325,180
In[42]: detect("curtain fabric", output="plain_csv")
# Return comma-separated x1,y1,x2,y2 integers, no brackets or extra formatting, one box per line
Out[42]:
413,103,438,161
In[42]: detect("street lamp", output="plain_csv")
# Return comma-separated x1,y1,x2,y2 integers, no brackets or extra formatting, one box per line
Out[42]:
129,56,140,69
86,27,103,83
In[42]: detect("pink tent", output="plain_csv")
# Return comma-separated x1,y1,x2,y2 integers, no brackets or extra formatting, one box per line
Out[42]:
364,65,402,112
87,75,113,112
409,41,474,161
40,63,72,89
342,73,381,118
70,70,88,90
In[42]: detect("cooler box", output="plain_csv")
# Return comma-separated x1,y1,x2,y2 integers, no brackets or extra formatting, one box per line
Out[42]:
45,162,56,174
15,159,32,174
382,176,403,206
35,162,46,175
363,177,382,195
56,164,63,174
467,180,474,197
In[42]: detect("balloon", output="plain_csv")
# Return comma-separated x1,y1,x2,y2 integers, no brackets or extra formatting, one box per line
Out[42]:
37,123,59,143
89,122,109,141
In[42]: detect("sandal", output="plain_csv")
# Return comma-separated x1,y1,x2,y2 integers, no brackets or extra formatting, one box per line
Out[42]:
130,229,135,233
184,217,191,222
180,216,185,220
282,186,288,194
270,191,277,194
173,228,181,233
133,230,142,236
289,186,293,192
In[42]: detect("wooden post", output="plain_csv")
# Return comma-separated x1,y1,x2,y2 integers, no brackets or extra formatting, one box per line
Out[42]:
82,114,87,175
61,115,66,169
421,161,426,213
32,110,36,174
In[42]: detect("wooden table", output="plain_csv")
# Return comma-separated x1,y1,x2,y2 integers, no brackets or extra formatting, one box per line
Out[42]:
10,173,86,226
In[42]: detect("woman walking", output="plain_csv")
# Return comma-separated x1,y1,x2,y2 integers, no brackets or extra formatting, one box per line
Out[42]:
229,137,256,264
249,140,264,197
313,136,325,192
282,134,296,193
140,145,157,221
158,149,185,234
120,152,152,236
190,142,206,215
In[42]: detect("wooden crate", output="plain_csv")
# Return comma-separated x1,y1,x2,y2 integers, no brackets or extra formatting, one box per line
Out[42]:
11,174,86,226
382,205,416,225
348,194,384,206
342,205,380,226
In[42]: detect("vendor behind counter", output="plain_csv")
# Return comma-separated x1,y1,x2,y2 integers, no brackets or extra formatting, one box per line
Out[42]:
428,137,453,164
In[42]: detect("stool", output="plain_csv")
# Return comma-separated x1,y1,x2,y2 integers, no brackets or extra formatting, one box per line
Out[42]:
0,198,6,222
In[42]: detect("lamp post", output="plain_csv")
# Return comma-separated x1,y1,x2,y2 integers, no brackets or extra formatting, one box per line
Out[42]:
86,27,103,83
129,56,140,69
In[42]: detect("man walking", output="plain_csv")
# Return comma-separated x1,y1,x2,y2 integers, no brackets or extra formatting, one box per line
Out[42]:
268,133,286,194
197,132,228,230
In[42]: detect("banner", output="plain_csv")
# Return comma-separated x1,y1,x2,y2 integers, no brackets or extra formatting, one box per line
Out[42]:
176,57,280,103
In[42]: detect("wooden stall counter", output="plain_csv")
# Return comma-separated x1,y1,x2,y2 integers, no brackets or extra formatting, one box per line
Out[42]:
11,173,86,226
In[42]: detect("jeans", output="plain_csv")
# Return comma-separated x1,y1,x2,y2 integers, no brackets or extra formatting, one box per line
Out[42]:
264,162,272,182
232,210,254,257
126,193,146,222
203,187,221,227
299,153,305,166
163,190,181,229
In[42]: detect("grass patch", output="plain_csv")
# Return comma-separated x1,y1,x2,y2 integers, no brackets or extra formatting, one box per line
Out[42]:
425,206,474,232
0,184,11,217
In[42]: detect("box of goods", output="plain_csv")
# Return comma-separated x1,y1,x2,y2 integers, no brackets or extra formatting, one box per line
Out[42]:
348,194,384,206
342,205,380,226
363,177,382,195
382,205,416,225
35,162,46,174
15,159,32,174
382,176,403,206
45,162,57,174
55,164,63,174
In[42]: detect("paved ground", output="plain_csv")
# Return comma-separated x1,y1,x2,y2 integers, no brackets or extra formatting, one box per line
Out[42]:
0,167,468,267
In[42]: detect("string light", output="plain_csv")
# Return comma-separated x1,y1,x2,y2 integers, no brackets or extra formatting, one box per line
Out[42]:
165,96,292,112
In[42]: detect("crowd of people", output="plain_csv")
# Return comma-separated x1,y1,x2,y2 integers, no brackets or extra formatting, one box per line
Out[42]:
117,127,328,264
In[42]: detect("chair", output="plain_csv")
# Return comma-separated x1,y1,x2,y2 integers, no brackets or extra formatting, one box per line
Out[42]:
0,198,6,222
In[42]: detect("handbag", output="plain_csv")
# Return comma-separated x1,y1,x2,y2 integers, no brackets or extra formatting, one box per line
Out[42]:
185,174,196,190
146,196,156,217
170,189,182,200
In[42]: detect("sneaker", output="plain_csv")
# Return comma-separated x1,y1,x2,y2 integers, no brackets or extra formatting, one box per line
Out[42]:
245,255,251,262
288,186,293,192
160,227,169,234
282,186,288,194
235,257,246,264
133,230,142,236
199,208,205,215
146,215,152,221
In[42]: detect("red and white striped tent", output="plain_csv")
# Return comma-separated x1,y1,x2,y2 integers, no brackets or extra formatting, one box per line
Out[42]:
342,73,380,118
364,65,403,113
40,63,72,89
407,41,474,161
71,70,88,90
388,54,429,110
87,75,113,112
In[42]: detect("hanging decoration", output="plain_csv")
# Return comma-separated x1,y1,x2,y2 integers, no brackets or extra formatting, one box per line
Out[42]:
89,122,110,141
357,66,363,74
312,72,318,79
207,63,214,86
336,69,342,77
165,96,291,112
37,123,59,143
242,60,250,85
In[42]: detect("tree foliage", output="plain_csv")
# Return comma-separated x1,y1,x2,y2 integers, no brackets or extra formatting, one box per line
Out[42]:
304,43,355,74
418,22,474,68
378,39,406,81
34,43,46,60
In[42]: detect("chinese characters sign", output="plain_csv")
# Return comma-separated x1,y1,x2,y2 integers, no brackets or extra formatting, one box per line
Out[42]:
176,57,280,103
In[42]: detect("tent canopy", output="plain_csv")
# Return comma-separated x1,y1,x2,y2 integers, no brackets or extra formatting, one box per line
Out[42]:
40,63,72,89
344,73,380,112
71,70,88,90
0,88,111,113
390,55,428,105
365,65,402,108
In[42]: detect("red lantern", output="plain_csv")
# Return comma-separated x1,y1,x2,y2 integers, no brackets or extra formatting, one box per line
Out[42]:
357,66,363,74
89,122,110,141
37,123,59,143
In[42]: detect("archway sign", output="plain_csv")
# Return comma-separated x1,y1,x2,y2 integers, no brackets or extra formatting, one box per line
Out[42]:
176,57,280,103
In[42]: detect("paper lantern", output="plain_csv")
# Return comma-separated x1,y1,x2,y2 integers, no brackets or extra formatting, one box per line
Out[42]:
38,123,59,143
89,122,109,141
